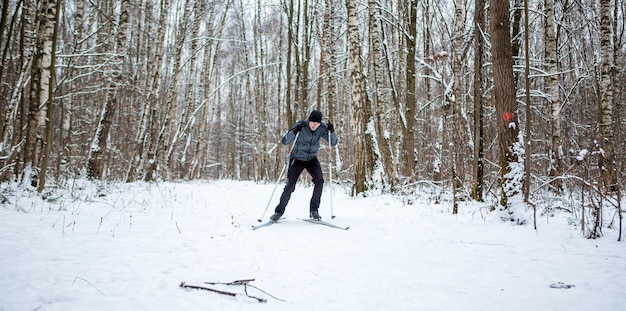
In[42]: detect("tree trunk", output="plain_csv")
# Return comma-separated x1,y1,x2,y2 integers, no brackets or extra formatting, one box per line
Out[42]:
345,0,372,194
545,0,563,192
490,0,524,224
471,0,485,202
24,0,56,188
598,0,615,191
0,0,12,141
403,0,417,179
126,0,153,182
285,0,295,125
511,0,524,85
368,0,395,191
299,0,311,116
180,0,205,179
144,0,170,182
37,0,61,192
324,0,339,124
523,0,532,206
164,0,192,177
87,0,129,180
1,0,27,182
450,0,465,213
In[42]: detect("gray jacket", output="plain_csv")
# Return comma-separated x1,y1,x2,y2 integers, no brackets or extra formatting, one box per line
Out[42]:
282,120,338,161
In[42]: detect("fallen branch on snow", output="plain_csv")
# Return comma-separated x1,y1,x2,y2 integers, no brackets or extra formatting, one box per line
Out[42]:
180,278,284,303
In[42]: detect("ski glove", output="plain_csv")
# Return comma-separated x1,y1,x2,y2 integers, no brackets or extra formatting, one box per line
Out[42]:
327,122,334,133
291,122,304,134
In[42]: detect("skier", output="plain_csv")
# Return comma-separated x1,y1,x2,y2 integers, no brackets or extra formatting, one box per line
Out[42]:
270,110,338,221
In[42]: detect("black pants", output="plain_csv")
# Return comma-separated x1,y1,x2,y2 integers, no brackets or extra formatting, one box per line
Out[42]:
275,158,324,213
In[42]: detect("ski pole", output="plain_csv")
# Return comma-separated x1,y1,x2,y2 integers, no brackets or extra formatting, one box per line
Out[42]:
257,132,300,222
328,129,335,219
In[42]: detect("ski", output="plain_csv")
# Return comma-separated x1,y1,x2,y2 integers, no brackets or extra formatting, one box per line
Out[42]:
251,218,284,230
300,218,349,230
253,218,349,230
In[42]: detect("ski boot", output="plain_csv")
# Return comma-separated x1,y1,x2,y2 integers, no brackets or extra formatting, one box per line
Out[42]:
310,210,321,220
270,212,283,222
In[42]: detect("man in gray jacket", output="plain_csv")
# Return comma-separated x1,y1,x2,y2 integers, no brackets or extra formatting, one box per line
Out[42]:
270,110,338,221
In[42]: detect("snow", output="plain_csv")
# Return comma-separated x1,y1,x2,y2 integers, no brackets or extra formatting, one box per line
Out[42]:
1,179,625,310
508,121,516,129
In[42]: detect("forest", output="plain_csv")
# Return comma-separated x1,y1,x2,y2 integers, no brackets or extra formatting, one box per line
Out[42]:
0,0,624,236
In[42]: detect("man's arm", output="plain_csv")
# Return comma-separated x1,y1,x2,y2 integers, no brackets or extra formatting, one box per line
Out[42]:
281,129,296,145
281,121,304,145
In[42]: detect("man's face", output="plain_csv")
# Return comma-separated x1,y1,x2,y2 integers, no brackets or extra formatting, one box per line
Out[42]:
309,121,320,131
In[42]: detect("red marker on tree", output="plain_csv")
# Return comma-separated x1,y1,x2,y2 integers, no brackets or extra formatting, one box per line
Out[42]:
503,111,513,122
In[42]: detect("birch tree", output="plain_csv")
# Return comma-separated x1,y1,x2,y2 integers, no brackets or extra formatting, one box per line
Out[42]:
545,0,563,192
163,0,192,177
143,0,170,182
368,0,395,190
37,0,61,192
86,0,129,179
345,0,373,194
24,0,58,188
179,0,206,179
449,0,466,213
598,0,616,191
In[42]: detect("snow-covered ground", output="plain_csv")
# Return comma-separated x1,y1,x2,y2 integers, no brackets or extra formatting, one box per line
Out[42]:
1,180,624,310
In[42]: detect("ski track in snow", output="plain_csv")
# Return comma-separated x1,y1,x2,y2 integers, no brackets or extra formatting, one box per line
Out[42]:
1,180,625,310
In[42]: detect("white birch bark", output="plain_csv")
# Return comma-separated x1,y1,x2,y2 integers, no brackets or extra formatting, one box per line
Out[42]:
545,0,563,191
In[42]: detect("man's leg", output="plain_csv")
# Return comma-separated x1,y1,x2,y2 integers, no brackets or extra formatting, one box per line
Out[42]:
307,158,324,213
274,159,306,214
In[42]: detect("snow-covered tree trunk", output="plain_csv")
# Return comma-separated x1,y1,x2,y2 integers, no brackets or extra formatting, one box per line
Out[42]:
490,0,525,224
368,0,395,191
